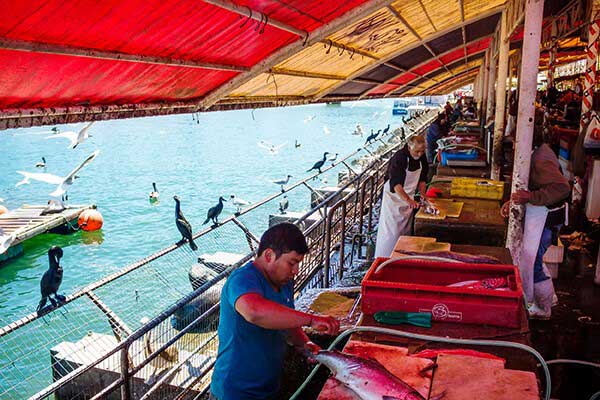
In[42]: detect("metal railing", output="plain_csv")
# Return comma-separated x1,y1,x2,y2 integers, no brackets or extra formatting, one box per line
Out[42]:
0,110,439,400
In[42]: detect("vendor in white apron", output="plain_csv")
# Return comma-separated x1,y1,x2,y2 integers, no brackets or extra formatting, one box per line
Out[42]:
375,135,428,258
508,126,570,319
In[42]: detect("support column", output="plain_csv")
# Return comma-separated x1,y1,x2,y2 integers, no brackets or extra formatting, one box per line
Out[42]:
492,10,510,180
579,9,600,133
481,50,491,122
506,0,545,263
486,51,498,123
547,21,558,88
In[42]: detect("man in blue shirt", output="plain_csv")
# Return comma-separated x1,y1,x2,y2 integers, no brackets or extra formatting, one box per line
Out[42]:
210,223,340,400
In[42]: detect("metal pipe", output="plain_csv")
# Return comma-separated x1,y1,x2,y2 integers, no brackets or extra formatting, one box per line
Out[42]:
506,0,545,263
120,345,132,400
491,9,510,180
486,46,497,124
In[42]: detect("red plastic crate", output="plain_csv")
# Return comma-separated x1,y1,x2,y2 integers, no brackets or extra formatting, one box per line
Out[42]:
361,258,525,328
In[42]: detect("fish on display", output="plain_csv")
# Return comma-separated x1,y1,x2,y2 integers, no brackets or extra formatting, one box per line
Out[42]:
314,350,442,400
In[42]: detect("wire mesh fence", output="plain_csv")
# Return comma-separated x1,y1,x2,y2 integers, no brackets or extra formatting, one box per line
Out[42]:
0,110,438,400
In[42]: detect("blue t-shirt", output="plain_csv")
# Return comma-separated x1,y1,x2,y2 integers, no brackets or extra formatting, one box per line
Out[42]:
210,261,294,400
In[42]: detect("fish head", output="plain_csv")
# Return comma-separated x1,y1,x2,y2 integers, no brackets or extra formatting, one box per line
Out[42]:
314,350,363,378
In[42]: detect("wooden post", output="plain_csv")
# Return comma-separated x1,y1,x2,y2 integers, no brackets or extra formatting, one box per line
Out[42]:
486,47,498,123
579,6,600,134
481,50,491,122
506,0,545,262
492,10,510,180
547,21,558,88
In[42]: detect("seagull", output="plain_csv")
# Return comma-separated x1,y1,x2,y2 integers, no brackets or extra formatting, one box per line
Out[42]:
303,115,316,123
149,182,159,204
382,124,390,135
40,199,66,215
258,140,286,155
272,175,293,192
279,195,289,214
294,140,301,148
45,121,95,149
140,316,179,386
35,157,46,168
203,196,227,225
174,195,198,250
230,194,251,214
16,150,100,197
37,246,66,313
328,153,339,165
0,228,16,255
323,126,331,135
352,124,364,136
307,152,330,174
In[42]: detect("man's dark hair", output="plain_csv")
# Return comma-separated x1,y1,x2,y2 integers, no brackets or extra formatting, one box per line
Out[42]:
256,223,308,258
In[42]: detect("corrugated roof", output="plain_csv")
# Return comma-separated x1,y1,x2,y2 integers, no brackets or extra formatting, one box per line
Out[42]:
0,0,587,129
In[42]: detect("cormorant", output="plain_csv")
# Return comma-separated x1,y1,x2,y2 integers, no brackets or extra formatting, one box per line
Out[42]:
279,195,289,214
365,130,381,145
382,124,390,135
174,196,198,250
203,196,226,225
307,152,330,173
37,246,66,313
36,157,46,168
272,175,293,192
294,140,301,148
149,182,159,203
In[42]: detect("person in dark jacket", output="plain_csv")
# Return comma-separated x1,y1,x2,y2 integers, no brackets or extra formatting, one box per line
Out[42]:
426,114,446,164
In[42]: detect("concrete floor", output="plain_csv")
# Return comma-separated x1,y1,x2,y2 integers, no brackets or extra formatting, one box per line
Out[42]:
530,248,600,400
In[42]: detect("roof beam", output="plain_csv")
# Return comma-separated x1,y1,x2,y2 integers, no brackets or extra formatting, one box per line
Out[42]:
268,68,346,81
312,7,501,102
0,37,249,72
387,5,454,77
418,0,437,31
379,36,490,97
200,0,395,109
203,0,306,38
458,0,469,65
418,67,479,95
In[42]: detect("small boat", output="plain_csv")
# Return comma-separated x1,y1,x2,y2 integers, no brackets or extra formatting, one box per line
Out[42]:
392,100,410,115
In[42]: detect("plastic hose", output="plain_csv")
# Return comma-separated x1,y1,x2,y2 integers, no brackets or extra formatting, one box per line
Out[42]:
374,255,460,274
289,326,551,400
544,359,600,369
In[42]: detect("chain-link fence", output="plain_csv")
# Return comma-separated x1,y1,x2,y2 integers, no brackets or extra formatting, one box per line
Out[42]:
0,110,438,400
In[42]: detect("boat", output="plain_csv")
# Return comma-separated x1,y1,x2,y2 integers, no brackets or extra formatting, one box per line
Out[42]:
392,100,410,115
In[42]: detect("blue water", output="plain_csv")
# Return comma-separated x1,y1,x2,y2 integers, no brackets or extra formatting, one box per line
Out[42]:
0,100,399,324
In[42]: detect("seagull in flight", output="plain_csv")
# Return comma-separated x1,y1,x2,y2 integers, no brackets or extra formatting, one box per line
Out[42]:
303,115,316,123
45,121,95,149
323,126,331,135
16,150,100,197
258,140,286,155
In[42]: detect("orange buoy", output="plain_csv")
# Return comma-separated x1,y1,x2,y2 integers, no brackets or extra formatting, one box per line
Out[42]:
78,208,103,231
0,205,8,215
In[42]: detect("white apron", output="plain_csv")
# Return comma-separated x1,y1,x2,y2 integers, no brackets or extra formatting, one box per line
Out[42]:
374,164,421,258
519,204,548,302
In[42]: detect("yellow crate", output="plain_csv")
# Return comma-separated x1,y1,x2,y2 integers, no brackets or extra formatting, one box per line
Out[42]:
450,178,504,200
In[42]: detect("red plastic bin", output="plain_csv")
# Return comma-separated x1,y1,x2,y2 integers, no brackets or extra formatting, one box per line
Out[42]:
361,258,525,328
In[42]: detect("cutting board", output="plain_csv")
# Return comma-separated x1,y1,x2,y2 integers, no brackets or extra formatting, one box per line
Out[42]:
415,208,447,220
394,236,436,252
430,199,464,218
429,354,539,400
317,341,433,400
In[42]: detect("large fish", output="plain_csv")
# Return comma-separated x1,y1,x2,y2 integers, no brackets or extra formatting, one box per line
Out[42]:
315,350,443,400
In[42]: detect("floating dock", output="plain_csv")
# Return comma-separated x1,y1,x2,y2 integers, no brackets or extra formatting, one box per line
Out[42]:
0,204,95,262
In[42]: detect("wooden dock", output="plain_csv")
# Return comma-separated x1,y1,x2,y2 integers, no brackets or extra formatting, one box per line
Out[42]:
0,204,95,261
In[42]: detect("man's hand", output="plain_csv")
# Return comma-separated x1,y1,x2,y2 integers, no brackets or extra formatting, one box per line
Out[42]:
309,315,340,335
406,198,419,209
511,190,531,205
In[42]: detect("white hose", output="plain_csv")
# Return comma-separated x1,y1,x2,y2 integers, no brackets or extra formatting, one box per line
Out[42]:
374,255,460,274
290,326,551,400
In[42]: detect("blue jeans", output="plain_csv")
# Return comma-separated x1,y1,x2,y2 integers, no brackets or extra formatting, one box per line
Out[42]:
534,226,558,283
